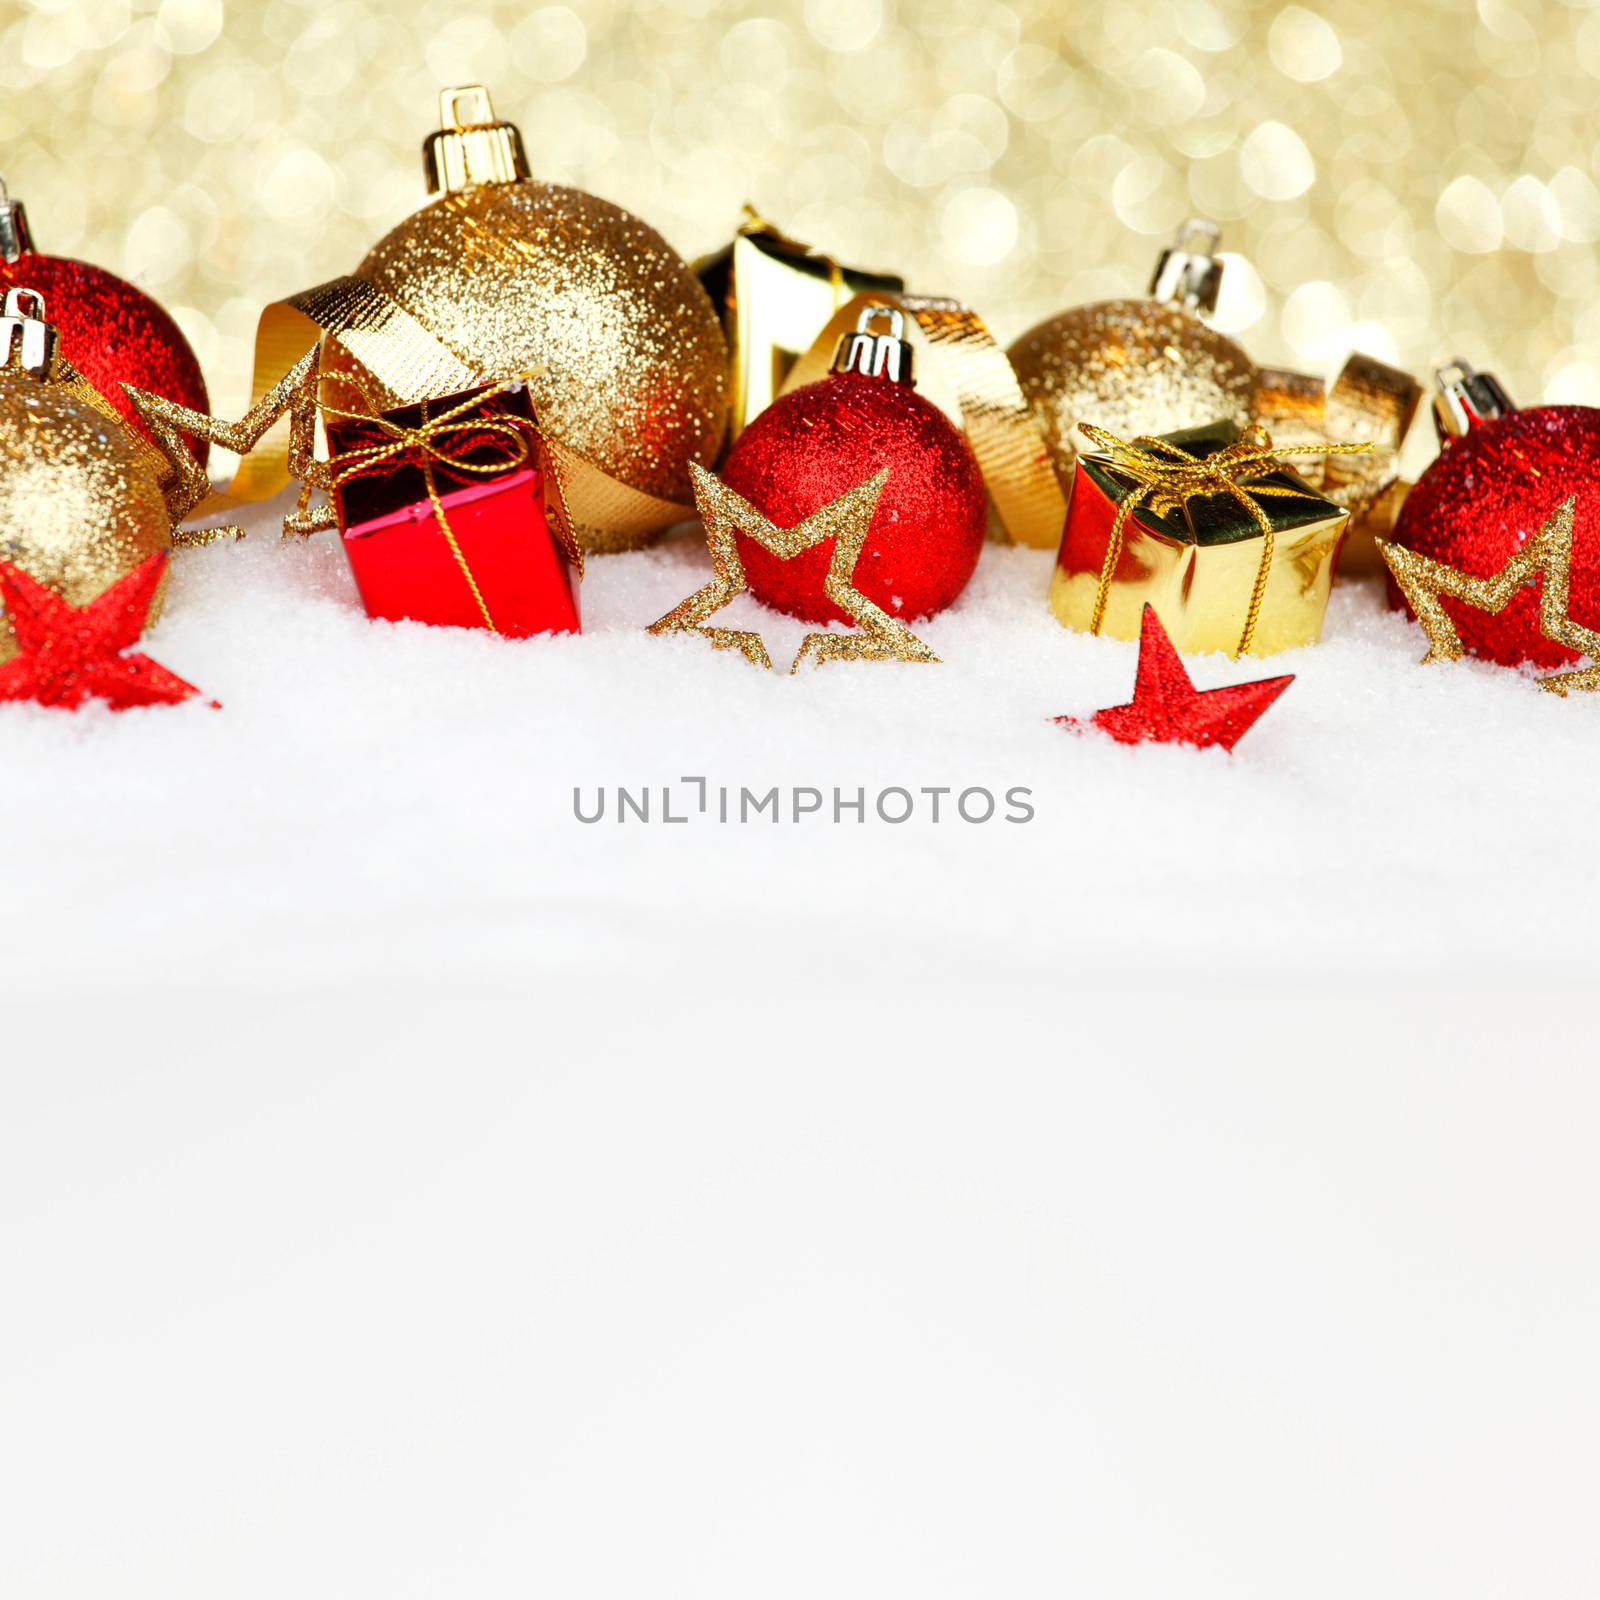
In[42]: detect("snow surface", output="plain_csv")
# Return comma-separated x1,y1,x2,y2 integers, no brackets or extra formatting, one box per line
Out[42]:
4,500,1599,1598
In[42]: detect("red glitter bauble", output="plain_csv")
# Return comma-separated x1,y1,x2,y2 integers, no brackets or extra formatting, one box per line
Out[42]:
723,370,987,624
1387,406,1600,667
1,252,209,464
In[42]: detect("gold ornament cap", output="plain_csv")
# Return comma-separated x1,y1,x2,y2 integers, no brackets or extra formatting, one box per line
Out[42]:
1432,357,1513,442
0,174,36,262
1149,218,1223,314
829,304,915,387
422,86,531,195
0,286,56,379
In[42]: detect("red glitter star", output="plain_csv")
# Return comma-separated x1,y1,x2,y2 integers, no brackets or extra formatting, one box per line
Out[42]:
0,554,215,712
1061,604,1291,752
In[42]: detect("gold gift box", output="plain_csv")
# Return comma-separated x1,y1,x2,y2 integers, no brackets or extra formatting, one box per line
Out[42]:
1048,421,1350,657
695,209,903,445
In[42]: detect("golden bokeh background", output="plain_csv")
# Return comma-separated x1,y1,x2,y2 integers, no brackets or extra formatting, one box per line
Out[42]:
4,0,1598,474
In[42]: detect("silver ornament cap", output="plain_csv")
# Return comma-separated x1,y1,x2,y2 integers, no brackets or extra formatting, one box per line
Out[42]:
830,304,915,387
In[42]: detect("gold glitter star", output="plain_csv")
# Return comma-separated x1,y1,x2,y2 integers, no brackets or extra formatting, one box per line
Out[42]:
648,464,939,673
125,345,331,540
1378,495,1600,695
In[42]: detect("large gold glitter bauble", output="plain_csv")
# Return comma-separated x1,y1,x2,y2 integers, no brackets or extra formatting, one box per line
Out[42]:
1008,222,1257,486
0,365,171,663
1009,298,1257,484
324,167,729,551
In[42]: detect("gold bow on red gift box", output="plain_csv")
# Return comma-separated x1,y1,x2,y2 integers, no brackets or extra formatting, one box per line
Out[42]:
318,373,580,634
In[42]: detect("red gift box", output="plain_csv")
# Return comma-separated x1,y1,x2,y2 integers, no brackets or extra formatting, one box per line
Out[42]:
326,383,580,638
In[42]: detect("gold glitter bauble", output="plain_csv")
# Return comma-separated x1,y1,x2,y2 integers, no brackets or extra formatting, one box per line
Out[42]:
1008,299,1257,484
325,181,729,550
0,371,171,662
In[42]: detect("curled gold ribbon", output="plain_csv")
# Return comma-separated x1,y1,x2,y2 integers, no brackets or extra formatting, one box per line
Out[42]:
1079,421,1373,658
785,291,1066,551
1253,354,1423,576
320,372,580,634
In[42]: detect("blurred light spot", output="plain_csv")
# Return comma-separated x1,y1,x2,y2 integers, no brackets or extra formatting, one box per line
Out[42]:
1174,1,1239,51
718,18,790,85
1240,121,1315,200
1070,133,1137,190
1356,258,1432,344
1578,10,1600,76
884,121,991,188
1342,318,1400,363
937,93,1009,163
1550,167,1600,243
1186,152,1249,222
124,205,190,287
805,0,883,53
1536,247,1597,303
827,38,916,124
1544,359,1600,406
667,147,747,228
940,185,1017,266
101,19,172,94
1435,175,1503,252
1472,13,1539,78
1256,218,1338,290
168,304,216,371
1128,49,1206,123
332,148,416,221
1111,154,1184,234
20,12,81,72
1268,7,1342,81
1282,280,1351,360
158,0,222,55
425,16,501,84
1501,174,1560,252
1334,178,1407,258
1476,0,1535,42
511,7,589,83
997,44,1074,121
184,61,275,143
257,147,336,222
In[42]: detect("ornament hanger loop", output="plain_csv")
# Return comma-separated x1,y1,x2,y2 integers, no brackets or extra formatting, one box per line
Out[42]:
439,85,495,131
860,304,906,341
1171,217,1220,255
3,285,44,319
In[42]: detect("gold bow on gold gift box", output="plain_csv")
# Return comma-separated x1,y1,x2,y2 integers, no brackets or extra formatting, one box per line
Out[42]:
1049,421,1372,657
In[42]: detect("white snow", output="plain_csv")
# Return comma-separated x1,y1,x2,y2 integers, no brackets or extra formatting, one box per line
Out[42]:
4,498,1598,1598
